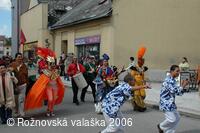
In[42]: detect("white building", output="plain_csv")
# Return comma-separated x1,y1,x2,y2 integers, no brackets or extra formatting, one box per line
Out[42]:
0,36,6,57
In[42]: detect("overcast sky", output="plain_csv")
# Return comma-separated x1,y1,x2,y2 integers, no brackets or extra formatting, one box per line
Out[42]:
0,0,11,37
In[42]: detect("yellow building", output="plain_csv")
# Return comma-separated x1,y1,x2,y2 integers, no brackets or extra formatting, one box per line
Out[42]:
50,0,113,63
21,0,200,73
20,1,50,58
51,0,200,70
112,0,200,70
20,0,75,58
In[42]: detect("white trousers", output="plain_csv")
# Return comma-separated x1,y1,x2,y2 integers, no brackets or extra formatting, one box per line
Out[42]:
16,84,27,116
160,110,180,133
101,111,124,133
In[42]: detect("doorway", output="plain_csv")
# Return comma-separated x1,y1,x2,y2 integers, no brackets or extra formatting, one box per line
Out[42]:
61,40,68,55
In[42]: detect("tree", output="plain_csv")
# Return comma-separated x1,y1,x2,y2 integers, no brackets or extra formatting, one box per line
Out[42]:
5,37,12,46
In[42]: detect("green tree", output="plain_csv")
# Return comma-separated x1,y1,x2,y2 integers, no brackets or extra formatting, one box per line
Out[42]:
5,37,11,46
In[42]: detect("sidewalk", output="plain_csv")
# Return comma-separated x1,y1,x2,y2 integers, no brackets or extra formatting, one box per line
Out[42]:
145,83,200,118
61,77,200,118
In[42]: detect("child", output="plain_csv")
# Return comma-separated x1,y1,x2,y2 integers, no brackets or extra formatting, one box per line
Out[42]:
100,73,151,133
157,65,189,133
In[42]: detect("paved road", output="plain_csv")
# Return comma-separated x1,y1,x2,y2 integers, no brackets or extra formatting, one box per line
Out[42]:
1,88,200,133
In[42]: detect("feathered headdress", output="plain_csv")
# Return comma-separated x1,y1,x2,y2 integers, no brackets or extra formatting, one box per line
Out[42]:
102,53,110,61
137,47,146,59
36,47,56,62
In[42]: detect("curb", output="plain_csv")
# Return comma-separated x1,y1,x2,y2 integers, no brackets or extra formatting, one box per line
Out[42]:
146,101,200,119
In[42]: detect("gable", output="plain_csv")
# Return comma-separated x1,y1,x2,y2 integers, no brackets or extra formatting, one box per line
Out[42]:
29,0,39,9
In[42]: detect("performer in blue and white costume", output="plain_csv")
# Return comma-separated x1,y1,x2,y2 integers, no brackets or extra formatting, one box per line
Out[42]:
100,74,151,133
157,65,189,133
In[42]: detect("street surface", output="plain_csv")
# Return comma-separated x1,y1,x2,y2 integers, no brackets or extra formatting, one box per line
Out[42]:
0,88,200,133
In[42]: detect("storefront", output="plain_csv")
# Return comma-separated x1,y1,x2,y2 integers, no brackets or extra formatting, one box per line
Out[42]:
75,35,101,60
23,42,37,59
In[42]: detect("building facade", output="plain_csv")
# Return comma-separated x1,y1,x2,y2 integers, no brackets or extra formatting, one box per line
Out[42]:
52,19,113,63
20,2,50,58
51,0,200,70
0,36,12,57
111,0,200,69
50,0,113,62
0,36,6,57
11,0,33,57
19,0,83,59
19,0,200,71
4,46,12,56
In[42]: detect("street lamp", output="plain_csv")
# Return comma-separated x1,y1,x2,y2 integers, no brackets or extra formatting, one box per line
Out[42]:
45,39,50,48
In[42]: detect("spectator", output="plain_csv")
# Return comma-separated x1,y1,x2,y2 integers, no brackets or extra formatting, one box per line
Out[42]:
59,56,65,76
10,53,28,117
179,57,190,71
197,65,200,96
61,51,66,60
0,62,18,124
4,56,12,67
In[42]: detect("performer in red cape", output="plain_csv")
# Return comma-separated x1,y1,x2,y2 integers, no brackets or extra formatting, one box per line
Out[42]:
38,58,47,74
25,47,65,117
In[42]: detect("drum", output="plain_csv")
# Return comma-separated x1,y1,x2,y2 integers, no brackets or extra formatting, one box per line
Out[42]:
73,73,88,89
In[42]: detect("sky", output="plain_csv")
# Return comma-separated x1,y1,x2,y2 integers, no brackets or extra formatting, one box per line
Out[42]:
0,0,11,37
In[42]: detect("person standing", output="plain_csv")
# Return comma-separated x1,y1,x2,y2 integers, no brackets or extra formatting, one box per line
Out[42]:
157,65,189,133
26,57,37,95
25,60,65,117
59,56,66,76
61,51,66,60
25,47,65,117
131,58,148,112
179,57,190,71
197,65,200,96
10,53,28,117
81,56,97,103
94,54,113,114
67,56,86,105
0,63,18,124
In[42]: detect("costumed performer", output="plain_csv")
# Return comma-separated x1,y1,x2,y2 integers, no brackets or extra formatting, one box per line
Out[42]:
131,47,148,112
100,74,151,133
25,47,65,117
93,54,114,114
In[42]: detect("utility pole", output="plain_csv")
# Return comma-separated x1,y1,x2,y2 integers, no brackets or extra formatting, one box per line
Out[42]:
11,0,20,58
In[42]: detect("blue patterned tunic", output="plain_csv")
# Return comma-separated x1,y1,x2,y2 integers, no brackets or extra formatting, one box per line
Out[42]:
102,82,132,118
93,66,114,102
160,75,184,112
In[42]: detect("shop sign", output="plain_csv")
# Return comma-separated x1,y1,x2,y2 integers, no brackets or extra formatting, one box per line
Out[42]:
23,43,37,51
75,35,101,45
